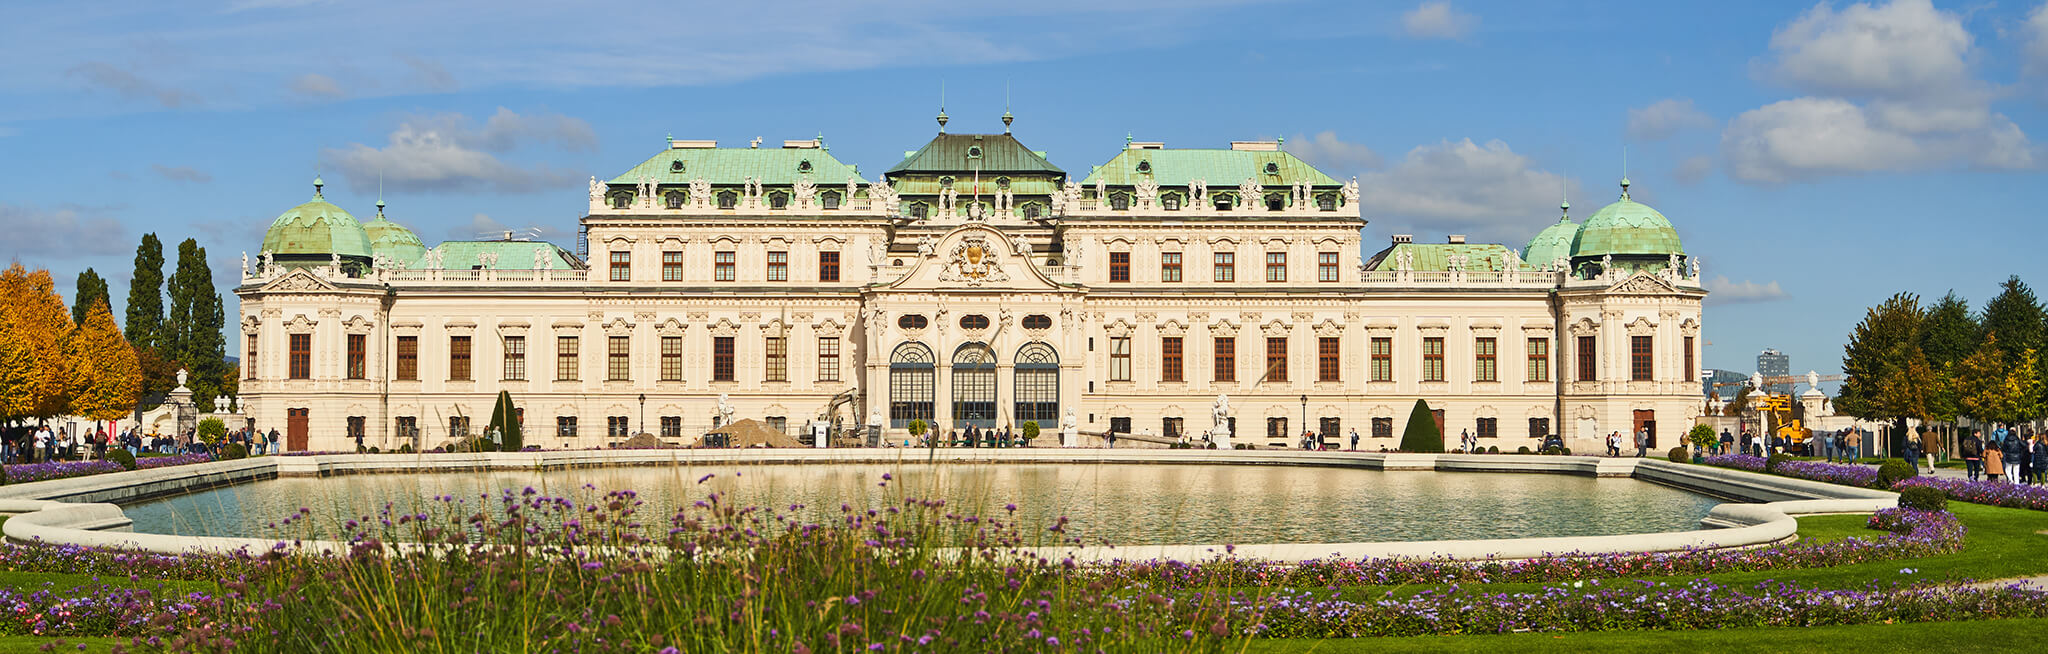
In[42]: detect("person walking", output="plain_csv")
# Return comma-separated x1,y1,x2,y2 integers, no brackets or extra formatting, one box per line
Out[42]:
1985,441,2006,483
1632,428,1647,458
1349,427,1360,451
1845,429,1862,462
1961,429,1983,481
2031,434,2048,485
1903,435,1921,474
2004,428,2029,485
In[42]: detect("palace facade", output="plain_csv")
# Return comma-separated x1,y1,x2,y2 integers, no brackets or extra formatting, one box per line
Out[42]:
239,114,1706,452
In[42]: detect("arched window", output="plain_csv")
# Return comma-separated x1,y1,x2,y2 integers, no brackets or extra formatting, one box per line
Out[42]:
1265,193,1286,211
1110,192,1130,211
952,343,996,429
1021,203,1042,220
889,342,934,428
1213,193,1234,211
821,190,841,210
665,191,686,209
1014,342,1059,429
769,192,789,210
611,193,632,209
1161,192,1182,211
1317,192,1336,211
717,191,738,210
909,203,929,219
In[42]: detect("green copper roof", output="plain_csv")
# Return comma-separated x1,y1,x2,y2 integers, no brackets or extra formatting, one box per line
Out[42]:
1522,212,1582,266
608,145,868,186
363,202,427,265
1363,243,1524,272
885,133,1064,176
1571,181,1684,258
261,181,373,259
1080,148,1341,188
429,241,581,271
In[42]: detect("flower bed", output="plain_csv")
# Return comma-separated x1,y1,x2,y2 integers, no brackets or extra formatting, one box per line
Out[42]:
1699,454,1885,489
1893,476,2048,512
2,460,123,484
1106,508,1962,589
0,542,258,582
1699,453,1765,471
0,585,215,638
137,452,214,469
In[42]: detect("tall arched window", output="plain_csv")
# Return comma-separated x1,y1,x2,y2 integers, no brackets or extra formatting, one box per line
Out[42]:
889,343,934,428
1014,342,1059,430
952,342,997,429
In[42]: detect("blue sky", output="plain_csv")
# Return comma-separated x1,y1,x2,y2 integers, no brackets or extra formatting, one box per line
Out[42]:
3,0,2045,384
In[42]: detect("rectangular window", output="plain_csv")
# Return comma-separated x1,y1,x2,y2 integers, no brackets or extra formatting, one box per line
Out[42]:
607,335,630,382
449,336,471,381
817,337,840,382
1318,252,1339,282
1164,417,1184,439
289,333,311,380
246,334,258,379
1265,337,1288,383
1318,337,1339,382
609,251,630,282
818,251,840,282
1161,252,1182,282
1577,335,1597,382
1320,417,1341,443
346,333,366,380
1265,252,1286,282
1476,417,1498,439
1475,337,1497,382
766,251,788,282
395,416,418,439
1529,417,1551,439
1213,252,1234,282
396,336,417,381
1527,337,1550,382
1213,336,1235,382
1372,417,1394,438
1370,337,1392,382
1684,336,1696,382
1631,335,1653,381
660,416,681,438
1109,252,1130,282
660,336,683,382
662,251,683,282
448,416,470,438
764,336,787,382
1109,336,1131,381
557,416,578,437
346,416,366,440
713,336,735,382
503,335,526,381
1110,417,1132,435
557,336,580,381
715,251,735,282
1161,336,1183,383
1423,336,1445,382
608,416,630,437
1267,417,1289,440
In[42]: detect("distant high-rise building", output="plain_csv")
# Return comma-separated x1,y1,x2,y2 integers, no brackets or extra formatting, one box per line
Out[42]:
1703,368,1747,398
1757,349,1791,395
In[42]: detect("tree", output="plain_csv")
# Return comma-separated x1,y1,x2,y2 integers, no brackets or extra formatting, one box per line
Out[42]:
1837,293,1927,456
73,268,110,327
1722,382,1756,416
66,299,140,422
1398,399,1443,453
487,390,523,452
1952,335,2044,425
125,233,165,351
0,264,77,422
165,238,228,411
1980,276,2045,364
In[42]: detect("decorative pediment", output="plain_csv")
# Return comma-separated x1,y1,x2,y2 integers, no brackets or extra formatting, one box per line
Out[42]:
1209,319,1240,337
936,234,1012,286
1158,319,1187,337
881,224,1064,293
813,318,846,336
241,314,262,330
283,314,317,333
1625,316,1657,336
1260,320,1290,337
604,318,635,336
344,315,376,334
709,318,740,337
260,268,336,293
1104,319,1135,338
1607,272,1680,296
656,318,688,336
1313,319,1343,338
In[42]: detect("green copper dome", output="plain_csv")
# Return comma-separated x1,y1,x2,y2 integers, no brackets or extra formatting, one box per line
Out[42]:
362,200,427,266
261,178,374,259
1571,179,1683,258
1522,200,1582,267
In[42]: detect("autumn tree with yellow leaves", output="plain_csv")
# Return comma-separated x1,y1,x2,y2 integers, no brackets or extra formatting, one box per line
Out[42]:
0,263,77,422
67,299,141,422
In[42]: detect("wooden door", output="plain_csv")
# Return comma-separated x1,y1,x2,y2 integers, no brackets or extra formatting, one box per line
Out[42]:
1633,410,1656,449
1431,409,1446,436
287,408,310,452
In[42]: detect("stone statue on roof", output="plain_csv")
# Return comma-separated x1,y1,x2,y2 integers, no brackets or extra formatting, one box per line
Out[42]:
1394,250,1414,271
917,235,935,258
260,250,274,274
690,178,711,208
1189,179,1207,208
1093,178,1106,208
1690,257,1701,279
589,177,603,202
1238,178,1262,211
477,251,499,268
1502,248,1521,271
793,176,816,207
1601,254,1614,277
1341,178,1360,206
241,252,250,278
1135,176,1159,208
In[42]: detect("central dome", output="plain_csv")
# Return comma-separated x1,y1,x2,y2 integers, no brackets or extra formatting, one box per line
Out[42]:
261,177,374,260
1571,179,1683,259
1522,200,1581,267
362,200,427,266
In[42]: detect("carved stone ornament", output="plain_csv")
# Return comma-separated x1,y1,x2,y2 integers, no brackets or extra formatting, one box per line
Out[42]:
1610,273,1680,295
938,235,1010,286
263,269,335,293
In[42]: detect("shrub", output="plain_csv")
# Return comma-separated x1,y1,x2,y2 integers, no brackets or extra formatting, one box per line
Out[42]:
1561,447,1571,455
196,418,227,444
1877,458,1917,489
1486,445,1499,454
398,444,414,454
108,448,138,471
1516,446,1531,454
1397,399,1443,453
1687,423,1717,451
1021,420,1040,444
1667,446,1690,463
368,446,381,454
219,443,248,461
487,390,523,452
1765,453,1791,473
907,419,928,442
1897,485,1947,512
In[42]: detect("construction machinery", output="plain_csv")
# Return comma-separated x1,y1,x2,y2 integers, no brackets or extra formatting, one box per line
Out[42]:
1708,372,1844,454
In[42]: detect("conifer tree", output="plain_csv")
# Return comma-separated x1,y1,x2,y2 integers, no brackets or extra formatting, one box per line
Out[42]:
1398,398,1443,453
1980,276,2045,363
67,299,140,422
125,233,164,351
73,268,110,327
166,238,228,410
1919,291,1979,369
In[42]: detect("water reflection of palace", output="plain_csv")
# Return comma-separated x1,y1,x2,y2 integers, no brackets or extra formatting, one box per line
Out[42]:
239,113,1705,453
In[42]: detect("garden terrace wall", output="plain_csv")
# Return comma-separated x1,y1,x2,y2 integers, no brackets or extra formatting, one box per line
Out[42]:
0,451,1895,561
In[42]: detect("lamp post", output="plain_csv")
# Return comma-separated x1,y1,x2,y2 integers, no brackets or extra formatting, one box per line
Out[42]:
1299,394,1308,449
637,393,646,437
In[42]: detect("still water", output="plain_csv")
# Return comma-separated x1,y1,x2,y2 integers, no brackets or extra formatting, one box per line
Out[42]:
121,463,1721,545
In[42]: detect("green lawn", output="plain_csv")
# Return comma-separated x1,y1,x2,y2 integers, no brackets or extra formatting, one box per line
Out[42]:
0,636,119,653
1246,617,2048,653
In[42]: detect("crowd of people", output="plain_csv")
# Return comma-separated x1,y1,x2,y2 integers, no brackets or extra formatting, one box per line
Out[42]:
1958,424,2047,485
0,423,282,464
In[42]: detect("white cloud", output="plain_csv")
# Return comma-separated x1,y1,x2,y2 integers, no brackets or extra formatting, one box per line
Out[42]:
1671,155,1716,185
1285,131,1382,174
1402,1,1478,40
1354,138,1568,238
0,203,133,257
151,164,212,183
1762,0,1972,98
1703,276,1790,304
1721,97,2033,183
451,213,568,241
318,108,596,193
64,61,199,108
1626,99,1715,142
2026,3,2048,78
289,73,344,99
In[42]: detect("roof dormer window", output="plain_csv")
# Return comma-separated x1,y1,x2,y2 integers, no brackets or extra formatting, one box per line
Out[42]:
798,159,813,173
966,146,983,159
1136,160,1152,174
670,160,686,173
1263,162,1280,175
939,176,954,188
665,191,686,209
769,191,789,210
996,176,1010,190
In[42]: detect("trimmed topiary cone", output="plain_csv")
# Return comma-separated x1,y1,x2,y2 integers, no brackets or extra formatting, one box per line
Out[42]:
1398,399,1443,453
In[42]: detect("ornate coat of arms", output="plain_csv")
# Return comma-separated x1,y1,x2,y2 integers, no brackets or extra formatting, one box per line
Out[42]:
939,236,1009,286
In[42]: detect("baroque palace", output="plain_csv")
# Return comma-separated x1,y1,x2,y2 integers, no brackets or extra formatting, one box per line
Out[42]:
239,112,1705,452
